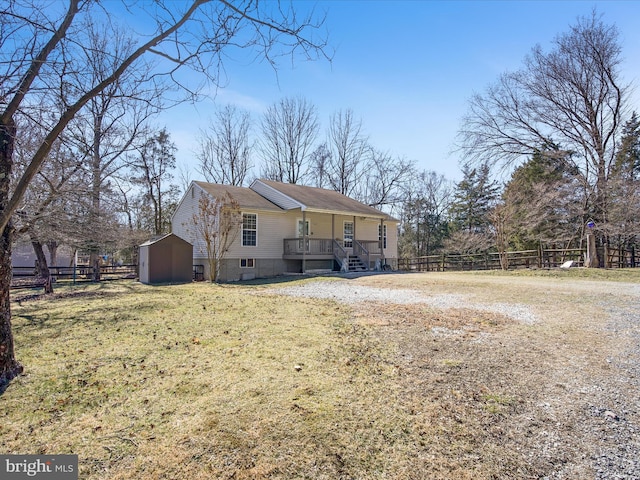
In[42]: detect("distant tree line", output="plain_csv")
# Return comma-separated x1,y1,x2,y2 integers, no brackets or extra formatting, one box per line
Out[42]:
12,10,640,281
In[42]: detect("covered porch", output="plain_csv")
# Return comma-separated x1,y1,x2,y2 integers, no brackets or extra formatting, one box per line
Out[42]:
283,237,384,272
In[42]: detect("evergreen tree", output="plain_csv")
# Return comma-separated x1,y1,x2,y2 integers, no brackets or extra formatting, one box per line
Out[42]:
131,128,180,235
448,163,499,234
607,113,640,244
612,112,640,180
502,151,583,250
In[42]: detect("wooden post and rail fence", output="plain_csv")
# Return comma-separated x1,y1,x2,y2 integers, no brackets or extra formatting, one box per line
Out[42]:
398,245,638,272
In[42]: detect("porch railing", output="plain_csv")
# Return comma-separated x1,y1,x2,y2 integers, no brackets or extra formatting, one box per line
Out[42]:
353,240,370,270
333,240,348,271
359,240,382,256
283,238,382,270
283,238,334,256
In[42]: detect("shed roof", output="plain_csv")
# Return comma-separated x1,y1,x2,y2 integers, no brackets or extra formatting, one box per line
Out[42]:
140,233,192,247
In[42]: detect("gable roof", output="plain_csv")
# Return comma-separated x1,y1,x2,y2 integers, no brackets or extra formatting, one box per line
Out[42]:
252,179,396,220
140,233,192,247
189,180,398,221
194,181,283,212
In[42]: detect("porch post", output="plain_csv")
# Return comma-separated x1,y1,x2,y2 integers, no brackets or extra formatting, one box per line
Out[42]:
302,210,307,273
353,215,356,242
331,214,335,242
380,218,386,269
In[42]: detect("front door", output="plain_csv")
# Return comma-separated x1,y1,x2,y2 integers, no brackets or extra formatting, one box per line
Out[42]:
343,221,354,252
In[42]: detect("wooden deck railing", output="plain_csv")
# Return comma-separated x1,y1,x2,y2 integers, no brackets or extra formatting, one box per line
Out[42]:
283,238,334,255
333,240,348,271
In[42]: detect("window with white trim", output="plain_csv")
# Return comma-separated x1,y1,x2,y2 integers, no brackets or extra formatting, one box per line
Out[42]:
343,221,354,248
242,213,257,246
240,258,255,268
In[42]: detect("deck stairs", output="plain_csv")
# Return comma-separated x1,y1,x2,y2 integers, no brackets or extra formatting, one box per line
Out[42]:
344,255,368,272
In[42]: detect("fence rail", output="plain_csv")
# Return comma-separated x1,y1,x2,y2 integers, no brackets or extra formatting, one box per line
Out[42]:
11,264,137,282
398,246,638,272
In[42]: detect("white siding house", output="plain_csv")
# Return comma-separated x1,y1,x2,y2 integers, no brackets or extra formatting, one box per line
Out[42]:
172,179,399,282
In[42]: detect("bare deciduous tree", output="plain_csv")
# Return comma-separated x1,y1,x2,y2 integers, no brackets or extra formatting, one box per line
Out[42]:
323,109,370,197
64,20,164,280
259,96,319,184
309,142,331,188
457,11,628,232
188,192,241,282
360,150,414,212
197,104,253,186
0,0,328,386
399,171,452,258
12,116,85,293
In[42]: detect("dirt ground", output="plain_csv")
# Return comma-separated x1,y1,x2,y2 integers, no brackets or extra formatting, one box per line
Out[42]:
298,272,640,479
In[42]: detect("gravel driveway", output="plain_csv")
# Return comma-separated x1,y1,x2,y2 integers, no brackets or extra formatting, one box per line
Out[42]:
272,275,640,479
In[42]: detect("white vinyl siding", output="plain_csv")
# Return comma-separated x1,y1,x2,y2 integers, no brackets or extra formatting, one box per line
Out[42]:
250,180,303,210
224,210,297,259
172,184,208,256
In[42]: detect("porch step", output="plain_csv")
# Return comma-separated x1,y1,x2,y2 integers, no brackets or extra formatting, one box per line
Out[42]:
346,255,368,272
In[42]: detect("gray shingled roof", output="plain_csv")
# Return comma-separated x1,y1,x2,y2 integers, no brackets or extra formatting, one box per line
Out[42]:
257,179,396,220
194,180,397,221
194,181,283,212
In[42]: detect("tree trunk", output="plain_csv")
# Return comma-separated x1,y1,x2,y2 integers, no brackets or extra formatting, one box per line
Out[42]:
46,240,58,266
92,255,101,282
585,232,600,268
31,238,53,294
0,118,23,387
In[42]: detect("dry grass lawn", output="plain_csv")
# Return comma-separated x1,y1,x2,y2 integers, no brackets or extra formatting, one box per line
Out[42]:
2,269,639,479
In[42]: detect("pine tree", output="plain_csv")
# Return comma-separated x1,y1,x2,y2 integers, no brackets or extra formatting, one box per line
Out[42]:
612,112,640,180
449,163,499,234
502,151,583,250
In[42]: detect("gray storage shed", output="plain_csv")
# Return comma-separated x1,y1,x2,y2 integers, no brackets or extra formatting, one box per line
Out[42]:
139,233,193,285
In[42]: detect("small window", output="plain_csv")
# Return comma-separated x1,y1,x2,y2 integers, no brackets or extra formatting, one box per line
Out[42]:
240,258,255,268
242,213,257,246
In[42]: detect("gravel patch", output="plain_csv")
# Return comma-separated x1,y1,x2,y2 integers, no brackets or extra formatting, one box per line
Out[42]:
588,298,640,479
271,280,537,323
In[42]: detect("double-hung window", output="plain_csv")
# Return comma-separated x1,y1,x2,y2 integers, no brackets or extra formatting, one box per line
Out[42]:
242,213,257,246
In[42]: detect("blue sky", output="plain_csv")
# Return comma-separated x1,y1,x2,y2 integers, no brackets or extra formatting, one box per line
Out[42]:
161,1,640,183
